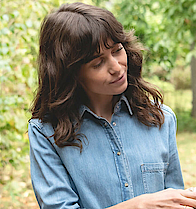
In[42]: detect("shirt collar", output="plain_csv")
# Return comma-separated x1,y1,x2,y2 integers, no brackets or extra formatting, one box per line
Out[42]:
116,94,133,115
79,94,133,119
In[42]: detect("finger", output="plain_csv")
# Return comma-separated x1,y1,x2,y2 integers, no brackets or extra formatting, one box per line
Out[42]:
186,187,196,192
177,191,196,208
181,197,196,209
181,206,194,209
181,190,196,199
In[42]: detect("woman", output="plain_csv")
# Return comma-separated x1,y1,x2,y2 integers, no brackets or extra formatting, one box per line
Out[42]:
28,2,196,209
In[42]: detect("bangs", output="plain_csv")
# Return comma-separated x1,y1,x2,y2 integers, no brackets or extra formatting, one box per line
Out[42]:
83,34,121,64
67,12,126,66
83,22,125,64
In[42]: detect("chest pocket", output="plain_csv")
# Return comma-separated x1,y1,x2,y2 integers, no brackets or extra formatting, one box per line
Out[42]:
141,163,169,193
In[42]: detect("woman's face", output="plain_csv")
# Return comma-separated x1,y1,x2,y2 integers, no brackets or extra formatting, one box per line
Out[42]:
78,41,128,101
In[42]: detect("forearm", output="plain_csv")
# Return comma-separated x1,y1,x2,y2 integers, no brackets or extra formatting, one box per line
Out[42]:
107,189,196,209
106,194,147,209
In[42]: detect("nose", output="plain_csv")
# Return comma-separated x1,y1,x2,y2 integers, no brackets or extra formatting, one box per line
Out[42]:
108,56,121,75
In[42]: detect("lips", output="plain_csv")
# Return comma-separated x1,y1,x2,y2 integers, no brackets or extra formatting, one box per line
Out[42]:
110,73,125,84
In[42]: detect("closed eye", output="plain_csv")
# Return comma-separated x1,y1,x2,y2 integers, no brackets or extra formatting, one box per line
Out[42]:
113,46,123,54
93,58,104,69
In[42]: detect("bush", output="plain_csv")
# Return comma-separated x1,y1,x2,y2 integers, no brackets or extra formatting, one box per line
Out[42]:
144,75,175,93
171,66,191,90
176,110,196,133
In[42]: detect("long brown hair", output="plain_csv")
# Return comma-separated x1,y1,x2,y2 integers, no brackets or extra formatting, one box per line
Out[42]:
31,2,164,150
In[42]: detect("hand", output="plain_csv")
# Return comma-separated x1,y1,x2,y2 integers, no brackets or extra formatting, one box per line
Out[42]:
135,188,196,209
109,188,196,209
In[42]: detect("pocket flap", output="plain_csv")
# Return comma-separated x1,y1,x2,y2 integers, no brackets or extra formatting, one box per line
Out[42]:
141,163,169,173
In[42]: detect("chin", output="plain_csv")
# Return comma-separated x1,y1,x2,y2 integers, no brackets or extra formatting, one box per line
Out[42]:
119,83,128,94
114,86,127,95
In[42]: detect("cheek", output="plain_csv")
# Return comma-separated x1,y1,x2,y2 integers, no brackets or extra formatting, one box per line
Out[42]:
78,69,90,87
79,75,96,90
79,67,106,90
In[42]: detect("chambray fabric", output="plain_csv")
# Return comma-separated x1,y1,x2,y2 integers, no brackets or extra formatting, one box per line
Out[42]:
28,95,184,209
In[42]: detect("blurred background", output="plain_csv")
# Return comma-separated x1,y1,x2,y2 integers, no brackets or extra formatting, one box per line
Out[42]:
0,0,196,208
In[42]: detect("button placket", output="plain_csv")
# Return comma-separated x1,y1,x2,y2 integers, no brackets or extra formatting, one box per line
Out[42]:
104,113,133,199
112,122,116,126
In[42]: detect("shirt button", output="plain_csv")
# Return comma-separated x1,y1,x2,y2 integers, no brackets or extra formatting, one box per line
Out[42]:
104,122,107,127
117,152,121,156
125,183,129,187
112,122,116,126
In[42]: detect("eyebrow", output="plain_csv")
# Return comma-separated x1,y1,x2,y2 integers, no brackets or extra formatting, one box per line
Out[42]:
89,53,104,61
86,43,119,63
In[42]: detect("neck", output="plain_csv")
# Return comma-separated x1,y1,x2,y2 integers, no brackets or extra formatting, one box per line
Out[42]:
86,95,118,123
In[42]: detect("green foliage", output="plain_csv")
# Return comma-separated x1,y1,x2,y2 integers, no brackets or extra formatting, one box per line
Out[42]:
113,0,196,78
0,0,40,172
171,66,191,90
113,0,179,74
176,111,196,133
144,75,175,92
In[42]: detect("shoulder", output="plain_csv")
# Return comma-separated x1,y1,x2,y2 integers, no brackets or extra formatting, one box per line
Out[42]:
161,104,176,121
29,118,44,129
160,104,177,129
28,118,54,138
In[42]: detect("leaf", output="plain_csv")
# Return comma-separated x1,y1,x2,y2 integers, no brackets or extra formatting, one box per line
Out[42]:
25,20,33,28
193,3,196,12
2,14,9,22
185,51,196,63
11,10,19,18
1,47,9,55
0,27,10,35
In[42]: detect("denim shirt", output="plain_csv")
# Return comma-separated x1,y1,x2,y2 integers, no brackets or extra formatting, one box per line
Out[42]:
28,95,184,209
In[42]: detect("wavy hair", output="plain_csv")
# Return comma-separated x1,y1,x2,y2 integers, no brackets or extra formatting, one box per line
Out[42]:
30,2,164,150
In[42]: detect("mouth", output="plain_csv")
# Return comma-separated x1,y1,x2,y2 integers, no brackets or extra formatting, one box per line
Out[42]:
110,73,125,84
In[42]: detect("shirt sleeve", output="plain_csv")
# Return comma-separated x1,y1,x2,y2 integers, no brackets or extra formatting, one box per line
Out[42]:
163,108,184,189
28,120,81,209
